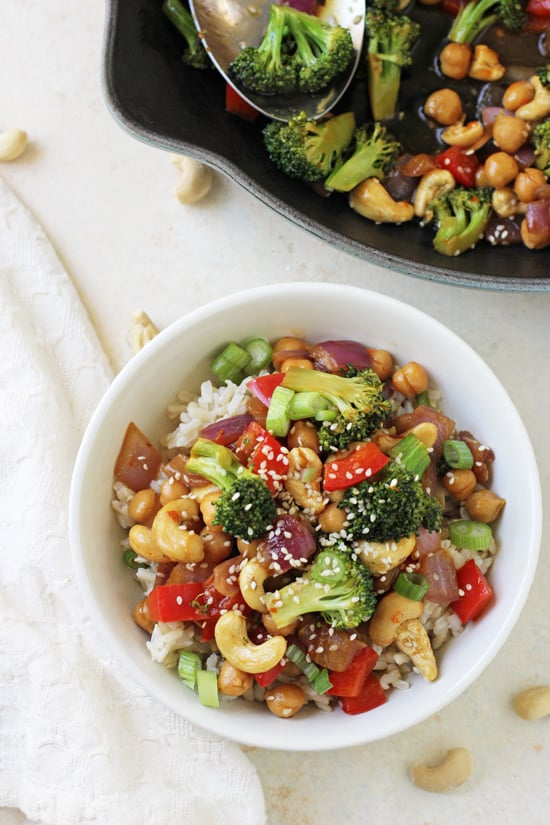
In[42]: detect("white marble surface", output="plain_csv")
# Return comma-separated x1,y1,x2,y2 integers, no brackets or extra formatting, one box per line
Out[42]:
3,1,550,823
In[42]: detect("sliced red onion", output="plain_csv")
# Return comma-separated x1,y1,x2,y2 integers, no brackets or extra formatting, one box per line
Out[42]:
311,340,372,372
525,198,550,234
514,144,536,168
419,550,459,606
481,106,506,125
200,413,253,446
414,527,443,558
259,514,317,573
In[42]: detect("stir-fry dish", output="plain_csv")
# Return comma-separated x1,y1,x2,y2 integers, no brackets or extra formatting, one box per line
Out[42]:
162,0,550,256
112,335,506,717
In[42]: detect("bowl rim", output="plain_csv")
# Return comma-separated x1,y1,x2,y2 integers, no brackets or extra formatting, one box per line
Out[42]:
69,283,543,750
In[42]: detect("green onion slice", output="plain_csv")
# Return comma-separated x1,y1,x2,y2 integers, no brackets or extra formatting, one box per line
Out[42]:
196,669,220,707
443,439,474,470
177,650,202,689
243,337,273,374
266,385,295,437
211,341,251,384
285,643,332,694
288,391,333,421
449,519,493,551
394,571,429,601
123,548,148,569
390,432,430,478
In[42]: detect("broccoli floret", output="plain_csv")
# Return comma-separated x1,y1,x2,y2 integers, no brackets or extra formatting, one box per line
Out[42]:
536,64,550,88
339,442,443,543
429,187,493,257
364,8,420,121
229,5,354,97
263,110,356,183
533,119,550,177
448,0,527,44
185,438,277,540
162,0,211,71
265,546,377,630
325,121,400,192
281,366,392,452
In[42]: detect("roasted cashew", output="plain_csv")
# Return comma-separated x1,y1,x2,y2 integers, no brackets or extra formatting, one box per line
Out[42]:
513,686,550,720
128,524,173,564
395,618,438,681
515,75,550,121
440,120,485,148
284,446,326,514
373,422,439,454
356,533,416,576
350,177,415,224
0,128,28,161
214,611,287,674
239,558,270,613
151,498,204,562
368,590,424,647
491,187,527,219
171,154,213,204
468,44,505,82
414,169,456,219
130,309,159,354
410,748,473,792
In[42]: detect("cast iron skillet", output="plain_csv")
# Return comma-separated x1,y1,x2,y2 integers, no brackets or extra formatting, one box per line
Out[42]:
102,0,550,290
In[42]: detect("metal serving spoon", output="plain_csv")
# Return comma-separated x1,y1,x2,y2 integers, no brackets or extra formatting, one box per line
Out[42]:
188,0,365,121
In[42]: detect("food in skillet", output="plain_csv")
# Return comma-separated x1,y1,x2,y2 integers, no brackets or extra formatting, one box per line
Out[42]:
162,0,550,256
112,335,505,718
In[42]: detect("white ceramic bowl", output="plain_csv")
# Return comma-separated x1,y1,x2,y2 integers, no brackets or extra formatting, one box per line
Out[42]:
69,283,542,750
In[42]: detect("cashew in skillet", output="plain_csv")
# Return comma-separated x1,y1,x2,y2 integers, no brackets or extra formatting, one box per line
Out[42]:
284,446,326,514
350,178,415,224
214,611,287,674
414,169,456,219
440,120,485,148
239,558,270,613
171,154,214,204
468,44,505,82
0,128,28,161
410,748,473,792
513,686,550,720
515,74,550,121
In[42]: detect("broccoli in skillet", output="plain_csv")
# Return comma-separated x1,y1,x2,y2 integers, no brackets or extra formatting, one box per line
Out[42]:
448,0,527,44
162,0,211,71
428,187,493,257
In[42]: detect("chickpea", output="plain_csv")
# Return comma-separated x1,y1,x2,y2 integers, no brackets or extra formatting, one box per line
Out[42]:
502,80,536,112
392,361,429,398
442,469,477,501
318,501,348,533
280,357,313,372
236,537,262,558
492,115,530,154
133,597,155,634
199,490,223,527
514,167,547,203
265,683,306,718
217,660,254,697
159,477,188,506
439,42,472,80
475,165,490,188
128,487,159,524
483,152,520,189
424,88,463,126
262,612,299,637
272,336,309,353
465,489,506,523
368,348,394,380
520,215,550,250
200,528,234,565
287,419,320,452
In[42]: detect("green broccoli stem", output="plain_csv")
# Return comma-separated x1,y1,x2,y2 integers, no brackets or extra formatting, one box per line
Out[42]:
184,437,245,491
162,0,197,44
367,54,402,122
389,432,430,478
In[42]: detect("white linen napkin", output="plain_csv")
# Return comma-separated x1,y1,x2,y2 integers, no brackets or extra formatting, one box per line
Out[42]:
0,177,266,825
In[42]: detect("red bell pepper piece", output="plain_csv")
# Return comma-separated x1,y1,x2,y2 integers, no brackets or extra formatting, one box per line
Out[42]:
146,582,205,623
435,145,479,188
326,646,379,697
235,420,289,493
340,673,387,715
246,373,285,407
254,659,286,687
527,0,550,15
450,558,494,623
194,586,251,641
225,84,259,122
323,441,390,492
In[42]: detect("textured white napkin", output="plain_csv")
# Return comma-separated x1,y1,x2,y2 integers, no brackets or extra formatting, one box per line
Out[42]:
0,177,266,825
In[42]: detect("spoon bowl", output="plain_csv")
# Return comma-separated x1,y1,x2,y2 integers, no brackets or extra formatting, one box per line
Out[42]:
188,0,365,121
